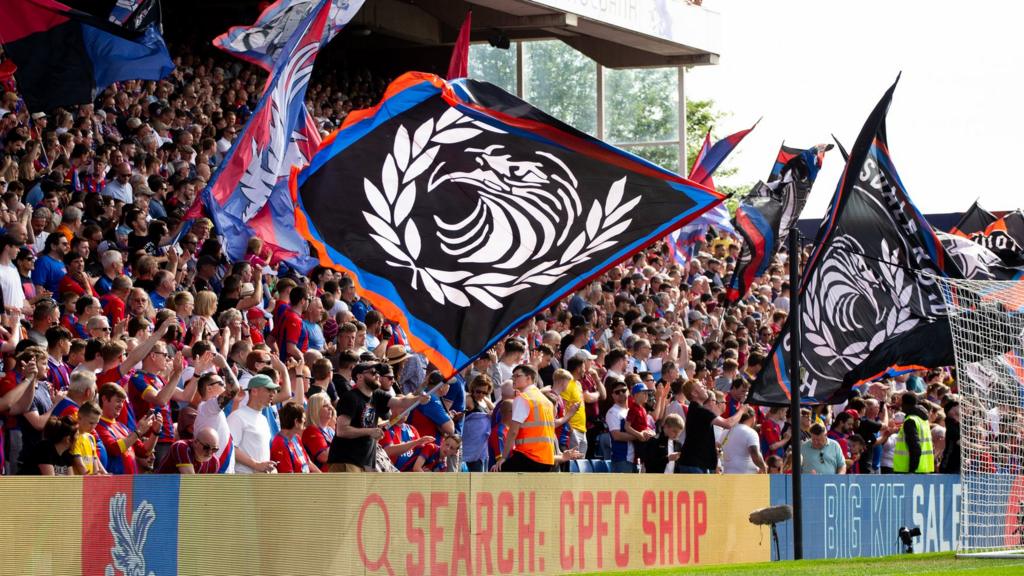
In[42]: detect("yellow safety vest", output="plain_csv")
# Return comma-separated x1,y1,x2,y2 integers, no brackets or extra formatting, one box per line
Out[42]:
513,386,557,465
893,414,935,473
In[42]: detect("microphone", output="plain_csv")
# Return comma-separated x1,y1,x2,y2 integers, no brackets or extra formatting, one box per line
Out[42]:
748,505,793,526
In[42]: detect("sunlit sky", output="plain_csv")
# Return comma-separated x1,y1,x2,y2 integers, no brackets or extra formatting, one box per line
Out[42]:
685,0,1024,217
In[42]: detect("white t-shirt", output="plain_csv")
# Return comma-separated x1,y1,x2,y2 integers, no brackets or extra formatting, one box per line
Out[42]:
664,441,677,474
511,394,531,424
563,344,581,366
227,403,271,474
195,397,234,473
722,423,760,474
605,403,634,463
496,361,515,385
0,262,24,310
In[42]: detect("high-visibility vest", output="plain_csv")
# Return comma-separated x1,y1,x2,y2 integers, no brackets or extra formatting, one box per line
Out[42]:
512,386,556,466
893,414,935,473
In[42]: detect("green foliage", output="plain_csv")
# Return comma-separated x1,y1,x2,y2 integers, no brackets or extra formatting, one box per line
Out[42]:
468,44,516,94
467,40,750,190
522,41,597,135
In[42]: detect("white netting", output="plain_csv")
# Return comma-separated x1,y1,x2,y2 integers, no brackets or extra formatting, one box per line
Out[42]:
935,277,1024,557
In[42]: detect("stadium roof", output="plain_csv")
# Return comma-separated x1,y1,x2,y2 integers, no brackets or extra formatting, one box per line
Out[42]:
352,0,722,68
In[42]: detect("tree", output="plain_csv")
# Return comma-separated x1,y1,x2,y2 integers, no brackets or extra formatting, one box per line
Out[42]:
468,40,752,202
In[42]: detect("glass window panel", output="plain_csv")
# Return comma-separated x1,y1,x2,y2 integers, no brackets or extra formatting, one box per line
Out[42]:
468,43,518,94
522,40,597,135
603,67,678,144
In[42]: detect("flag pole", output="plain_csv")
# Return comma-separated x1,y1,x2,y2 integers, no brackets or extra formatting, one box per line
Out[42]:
788,226,803,560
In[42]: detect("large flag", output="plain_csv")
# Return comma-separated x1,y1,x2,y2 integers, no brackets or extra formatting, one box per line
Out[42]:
0,0,173,112
725,143,827,303
291,73,723,376
751,77,955,405
842,230,1024,386
192,0,363,269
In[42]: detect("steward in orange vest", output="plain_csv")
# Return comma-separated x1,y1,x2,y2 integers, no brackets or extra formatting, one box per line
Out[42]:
493,365,557,472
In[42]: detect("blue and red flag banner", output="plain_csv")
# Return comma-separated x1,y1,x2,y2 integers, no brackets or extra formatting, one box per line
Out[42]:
191,0,363,270
751,76,958,405
665,121,758,264
291,73,722,376
0,0,173,113
688,121,758,188
725,143,829,303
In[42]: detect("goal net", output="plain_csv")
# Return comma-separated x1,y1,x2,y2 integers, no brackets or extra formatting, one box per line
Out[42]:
935,277,1024,558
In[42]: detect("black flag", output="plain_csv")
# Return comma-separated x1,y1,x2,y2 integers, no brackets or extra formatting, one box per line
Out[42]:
751,76,955,405
843,231,1024,386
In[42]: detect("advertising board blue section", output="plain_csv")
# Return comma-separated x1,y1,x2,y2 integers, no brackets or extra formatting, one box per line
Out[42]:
770,474,961,560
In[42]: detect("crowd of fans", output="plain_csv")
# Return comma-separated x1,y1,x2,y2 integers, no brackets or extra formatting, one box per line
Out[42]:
0,42,964,477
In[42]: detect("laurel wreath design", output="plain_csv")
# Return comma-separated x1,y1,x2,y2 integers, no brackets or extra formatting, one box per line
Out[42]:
363,107,640,309
801,234,918,391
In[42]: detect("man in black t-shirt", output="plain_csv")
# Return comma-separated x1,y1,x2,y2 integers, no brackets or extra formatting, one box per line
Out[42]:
326,362,427,472
850,397,885,474
678,380,743,473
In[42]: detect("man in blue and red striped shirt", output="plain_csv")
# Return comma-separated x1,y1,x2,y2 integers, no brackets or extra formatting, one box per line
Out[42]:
96,383,160,474
45,326,72,392
127,341,194,466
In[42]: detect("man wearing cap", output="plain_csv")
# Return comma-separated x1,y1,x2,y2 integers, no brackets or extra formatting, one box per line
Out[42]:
624,382,656,467
327,362,428,472
493,365,558,473
227,374,279,474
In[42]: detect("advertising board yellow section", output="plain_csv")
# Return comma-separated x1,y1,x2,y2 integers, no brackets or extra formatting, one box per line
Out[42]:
178,473,769,575
0,477,82,575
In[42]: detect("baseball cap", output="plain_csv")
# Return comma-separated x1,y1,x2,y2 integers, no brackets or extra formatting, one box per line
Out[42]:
352,362,382,377
631,383,649,395
31,112,46,120
574,349,597,361
687,310,704,323
247,374,279,391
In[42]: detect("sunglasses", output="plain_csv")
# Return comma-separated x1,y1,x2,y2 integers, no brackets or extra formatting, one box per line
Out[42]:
819,451,825,465
198,440,219,453
613,389,628,395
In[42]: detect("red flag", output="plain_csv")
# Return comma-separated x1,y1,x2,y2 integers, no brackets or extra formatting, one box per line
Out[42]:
446,11,471,80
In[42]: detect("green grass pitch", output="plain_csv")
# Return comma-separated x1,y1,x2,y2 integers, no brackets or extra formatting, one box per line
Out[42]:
588,552,1024,575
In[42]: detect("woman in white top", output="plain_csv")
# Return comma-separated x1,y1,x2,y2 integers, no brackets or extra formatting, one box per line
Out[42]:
721,408,766,474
